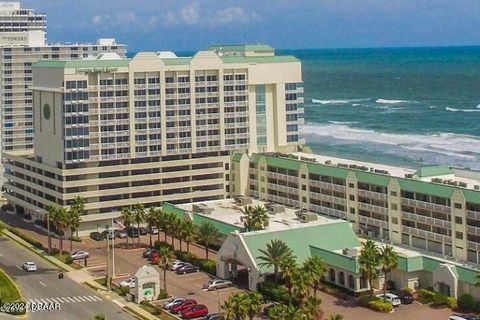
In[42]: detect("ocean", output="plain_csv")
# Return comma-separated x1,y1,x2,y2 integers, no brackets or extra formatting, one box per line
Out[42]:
282,46,480,171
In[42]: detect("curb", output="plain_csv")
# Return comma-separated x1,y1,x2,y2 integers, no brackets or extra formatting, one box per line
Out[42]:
0,267,28,319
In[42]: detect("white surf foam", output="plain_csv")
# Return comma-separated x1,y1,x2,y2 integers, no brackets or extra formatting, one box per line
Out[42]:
311,98,368,105
302,123,480,161
375,99,410,104
446,107,480,113
328,121,358,125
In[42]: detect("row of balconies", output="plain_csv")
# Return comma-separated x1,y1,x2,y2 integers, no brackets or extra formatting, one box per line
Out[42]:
401,225,452,244
266,182,299,196
308,191,347,206
309,204,347,220
401,198,451,214
358,189,387,201
309,180,346,193
358,202,388,215
266,171,299,184
401,211,451,229
266,194,299,208
358,215,388,229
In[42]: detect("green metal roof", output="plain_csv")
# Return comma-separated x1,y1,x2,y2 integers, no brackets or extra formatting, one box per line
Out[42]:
161,57,192,66
462,190,480,205
33,59,131,68
231,153,243,163
397,178,454,198
265,156,301,171
414,166,453,178
243,222,360,273
306,163,349,179
221,56,299,64
456,265,478,285
207,44,274,52
310,246,359,273
355,171,391,187
162,202,187,220
192,213,244,235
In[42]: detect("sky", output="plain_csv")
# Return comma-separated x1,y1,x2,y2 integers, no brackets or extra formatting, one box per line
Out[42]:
23,0,480,52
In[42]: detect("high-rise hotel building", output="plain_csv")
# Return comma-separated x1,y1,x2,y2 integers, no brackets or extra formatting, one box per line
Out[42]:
3,45,304,233
0,2,126,155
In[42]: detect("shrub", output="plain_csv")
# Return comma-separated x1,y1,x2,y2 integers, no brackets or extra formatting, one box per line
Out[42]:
432,293,448,307
158,289,168,300
8,227,43,250
119,286,130,296
402,287,414,295
174,250,198,263
358,295,373,307
154,241,173,250
419,288,436,303
367,298,393,313
458,294,476,311
65,256,73,265
257,281,291,304
197,259,216,275
446,297,457,309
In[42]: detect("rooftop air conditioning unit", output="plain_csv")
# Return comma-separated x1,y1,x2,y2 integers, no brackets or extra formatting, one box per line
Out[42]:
192,203,214,214
267,204,285,214
235,196,252,206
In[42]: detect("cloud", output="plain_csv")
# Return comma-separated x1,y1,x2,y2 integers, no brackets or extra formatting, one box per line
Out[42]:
91,12,138,27
215,6,260,25
180,1,200,25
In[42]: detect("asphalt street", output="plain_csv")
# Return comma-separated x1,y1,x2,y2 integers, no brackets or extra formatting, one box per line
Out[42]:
0,236,134,320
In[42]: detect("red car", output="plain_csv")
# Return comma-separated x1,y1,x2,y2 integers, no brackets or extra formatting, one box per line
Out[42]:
181,304,208,319
170,299,197,314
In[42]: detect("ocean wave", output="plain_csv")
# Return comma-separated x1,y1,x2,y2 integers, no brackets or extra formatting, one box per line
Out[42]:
328,121,359,124
428,106,437,109
312,98,368,105
302,123,480,164
375,99,410,104
446,107,480,113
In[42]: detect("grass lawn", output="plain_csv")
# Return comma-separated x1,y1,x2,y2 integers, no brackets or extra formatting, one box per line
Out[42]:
0,269,21,302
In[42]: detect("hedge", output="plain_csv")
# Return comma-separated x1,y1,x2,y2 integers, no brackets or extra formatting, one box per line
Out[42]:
257,281,291,304
173,250,216,275
458,294,476,311
419,289,436,304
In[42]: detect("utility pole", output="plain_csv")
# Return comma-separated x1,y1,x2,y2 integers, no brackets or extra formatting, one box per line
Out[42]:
111,218,115,278
46,210,51,255
106,225,111,292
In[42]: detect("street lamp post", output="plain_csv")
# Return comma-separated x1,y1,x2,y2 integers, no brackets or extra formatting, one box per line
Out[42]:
38,209,51,255
216,287,221,314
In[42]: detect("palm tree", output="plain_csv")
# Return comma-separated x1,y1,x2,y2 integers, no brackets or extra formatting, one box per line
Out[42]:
46,204,57,254
268,303,304,320
145,207,157,247
150,208,164,244
50,206,67,254
257,239,295,283
328,314,344,320
196,222,221,260
241,205,269,231
157,245,175,291
379,245,398,301
279,256,297,294
244,292,262,320
70,196,85,236
66,209,81,254
121,207,134,249
132,204,145,248
222,293,248,320
303,296,323,320
291,268,313,306
170,216,182,249
164,212,177,247
182,220,196,252
358,239,380,295
303,256,327,297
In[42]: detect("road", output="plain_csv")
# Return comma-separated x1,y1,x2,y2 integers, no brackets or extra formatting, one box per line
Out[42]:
0,237,134,320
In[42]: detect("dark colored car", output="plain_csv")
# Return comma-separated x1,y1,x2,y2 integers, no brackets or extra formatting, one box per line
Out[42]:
89,232,104,241
172,262,192,271
115,229,128,239
176,265,200,275
203,314,225,320
127,227,139,238
170,299,196,314
397,291,414,304
101,230,115,240
139,227,149,235
181,304,208,319
143,248,154,258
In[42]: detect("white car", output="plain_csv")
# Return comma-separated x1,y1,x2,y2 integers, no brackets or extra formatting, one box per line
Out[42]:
163,297,185,310
70,250,90,260
149,227,159,235
22,261,37,272
202,279,233,291
119,277,136,288
170,261,189,271
376,293,401,306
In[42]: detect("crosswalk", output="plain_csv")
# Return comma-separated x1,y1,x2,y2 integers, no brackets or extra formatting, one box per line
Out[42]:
27,295,102,305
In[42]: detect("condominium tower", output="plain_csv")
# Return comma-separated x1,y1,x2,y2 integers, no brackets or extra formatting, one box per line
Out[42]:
3,45,304,233
0,2,126,155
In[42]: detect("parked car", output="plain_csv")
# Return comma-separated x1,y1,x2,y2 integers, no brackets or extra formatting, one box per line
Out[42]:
376,293,401,306
89,232,104,241
139,227,149,235
143,248,155,258
127,228,139,238
170,299,197,314
115,229,128,239
202,279,232,291
70,250,90,260
171,261,191,271
101,229,115,240
163,297,186,310
120,277,136,289
181,304,208,319
449,315,480,320
22,261,37,272
149,226,159,235
203,314,225,320
176,265,200,275
397,291,414,304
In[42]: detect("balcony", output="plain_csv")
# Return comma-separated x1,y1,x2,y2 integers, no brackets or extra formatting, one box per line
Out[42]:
467,225,480,236
358,215,388,228
401,226,452,244
358,202,388,215
468,241,480,251
401,198,451,214
309,204,347,219
309,180,346,192
266,171,299,184
266,194,299,208
267,183,299,196
309,192,346,206
401,211,451,229
358,189,387,201
467,210,480,220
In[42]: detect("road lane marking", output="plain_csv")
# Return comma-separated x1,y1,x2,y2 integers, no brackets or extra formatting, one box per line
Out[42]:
16,266,22,270
77,296,87,302
72,296,82,302
67,297,76,303
91,296,102,302
50,298,60,304
39,281,47,287
83,296,94,302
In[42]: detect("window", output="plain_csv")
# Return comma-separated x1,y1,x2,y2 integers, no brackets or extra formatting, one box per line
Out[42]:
392,217,398,224
455,216,463,224
456,231,463,240
391,203,398,210
302,185,306,191
454,203,463,209
391,191,398,196
349,183,355,188
350,208,355,214
349,194,355,201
